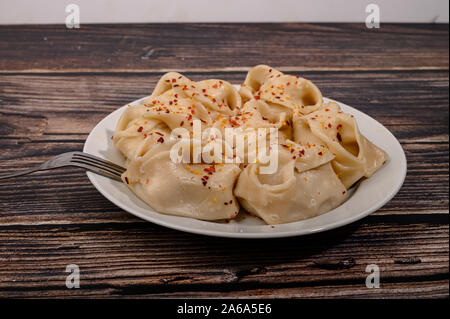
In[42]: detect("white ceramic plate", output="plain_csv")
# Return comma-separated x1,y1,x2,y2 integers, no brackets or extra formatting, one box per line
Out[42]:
84,94,406,238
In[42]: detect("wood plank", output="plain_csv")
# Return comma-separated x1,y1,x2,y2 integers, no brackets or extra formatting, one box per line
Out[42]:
0,221,447,298
132,280,450,299
0,24,448,73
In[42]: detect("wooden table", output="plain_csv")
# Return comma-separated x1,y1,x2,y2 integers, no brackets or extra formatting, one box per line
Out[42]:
0,24,448,298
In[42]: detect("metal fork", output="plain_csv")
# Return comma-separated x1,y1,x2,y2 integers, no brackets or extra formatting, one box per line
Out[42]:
0,151,126,182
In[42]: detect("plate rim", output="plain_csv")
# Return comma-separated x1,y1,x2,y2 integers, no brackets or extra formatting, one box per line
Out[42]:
83,96,407,238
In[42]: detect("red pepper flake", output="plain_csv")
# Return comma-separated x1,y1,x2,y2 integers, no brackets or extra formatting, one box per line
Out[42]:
204,166,216,173
229,119,239,127
171,78,176,83
337,124,342,130
180,121,184,126
224,202,228,205
342,190,346,194
178,76,182,79
318,151,323,156
325,108,330,112
269,68,272,72
155,132,164,136
165,79,170,83
157,137,164,143
328,123,332,128
337,132,342,142
124,177,130,184
202,89,206,93
137,126,143,132
292,156,296,160
212,84,218,89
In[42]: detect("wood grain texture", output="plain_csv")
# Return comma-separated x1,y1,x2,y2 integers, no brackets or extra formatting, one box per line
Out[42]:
0,24,448,73
0,23,448,298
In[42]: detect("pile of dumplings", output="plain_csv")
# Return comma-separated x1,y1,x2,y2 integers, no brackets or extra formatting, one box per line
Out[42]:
113,65,388,225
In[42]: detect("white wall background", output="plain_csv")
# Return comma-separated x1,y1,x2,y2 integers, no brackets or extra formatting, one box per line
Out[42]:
0,0,448,24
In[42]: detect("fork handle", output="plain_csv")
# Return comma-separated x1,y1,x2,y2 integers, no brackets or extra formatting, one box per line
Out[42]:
0,167,42,180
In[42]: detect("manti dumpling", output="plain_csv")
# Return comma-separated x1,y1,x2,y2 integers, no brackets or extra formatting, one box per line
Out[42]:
121,141,241,220
292,101,388,188
239,64,323,115
113,72,243,220
234,140,347,224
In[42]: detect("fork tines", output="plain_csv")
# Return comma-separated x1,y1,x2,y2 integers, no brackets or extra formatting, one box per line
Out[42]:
71,152,126,181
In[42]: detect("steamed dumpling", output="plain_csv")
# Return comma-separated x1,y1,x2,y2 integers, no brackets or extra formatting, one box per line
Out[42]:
122,142,241,220
234,140,347,224
293,101,388,188
145,72,241,119
240,64,323,115
113,104,170,160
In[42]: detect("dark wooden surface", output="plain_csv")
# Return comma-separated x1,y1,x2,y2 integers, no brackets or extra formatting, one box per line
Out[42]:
0,23,448,298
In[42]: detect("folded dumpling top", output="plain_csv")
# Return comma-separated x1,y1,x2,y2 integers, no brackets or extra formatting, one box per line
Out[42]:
234,139,347,224
240,64,323,115
293,102,388,188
